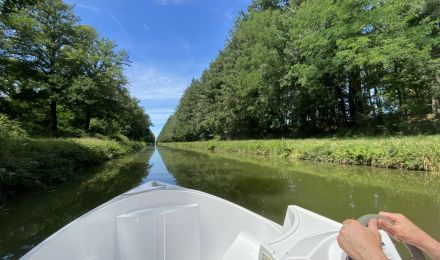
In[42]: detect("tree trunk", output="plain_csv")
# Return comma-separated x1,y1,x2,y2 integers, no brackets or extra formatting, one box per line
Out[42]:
50,100,57,133
433,75,440,117
336,85,347,125
364,68,376,117
396,87,406,115
367,87,376,117
433,97,440,116
348,79,356,124
84,111,91,132
374,86,383,115
394,63,407,116
348,69,363,124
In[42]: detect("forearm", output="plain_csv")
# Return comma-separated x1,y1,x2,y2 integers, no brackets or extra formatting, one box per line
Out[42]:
418,236,440,260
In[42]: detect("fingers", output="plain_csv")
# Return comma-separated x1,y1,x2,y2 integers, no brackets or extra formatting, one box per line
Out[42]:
379,211,399,222
368,218,379,232
336,233,343,244
342,219,356,225
378,218,396,234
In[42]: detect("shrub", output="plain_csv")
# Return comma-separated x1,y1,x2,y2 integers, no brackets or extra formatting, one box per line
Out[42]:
0,136,146,192
93,133,108,140
111,134,147,152
58,127,86,138
111,134,130,145
71,138,128,159
0,114,28,140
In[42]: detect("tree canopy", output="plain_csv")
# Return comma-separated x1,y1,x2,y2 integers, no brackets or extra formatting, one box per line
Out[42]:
158,0,440,142
0,0,154,142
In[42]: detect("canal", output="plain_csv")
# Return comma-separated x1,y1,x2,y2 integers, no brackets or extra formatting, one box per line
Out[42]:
1,146,439,259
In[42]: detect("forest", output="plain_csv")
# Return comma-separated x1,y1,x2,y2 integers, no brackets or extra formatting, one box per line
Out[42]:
158,0,440,142
0,0,155,142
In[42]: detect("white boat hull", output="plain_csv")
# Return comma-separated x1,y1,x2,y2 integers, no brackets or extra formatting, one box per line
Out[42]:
22,181,401,260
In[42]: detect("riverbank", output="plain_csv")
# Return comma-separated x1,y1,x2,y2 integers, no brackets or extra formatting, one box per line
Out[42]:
159,136,440,173
0,137,148,195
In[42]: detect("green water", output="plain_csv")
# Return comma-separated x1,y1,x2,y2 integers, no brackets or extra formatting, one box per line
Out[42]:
1,146,440,259
158,147,440,258
0,150,154,259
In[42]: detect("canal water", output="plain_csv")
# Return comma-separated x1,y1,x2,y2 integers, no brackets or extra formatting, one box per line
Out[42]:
1,146,439,259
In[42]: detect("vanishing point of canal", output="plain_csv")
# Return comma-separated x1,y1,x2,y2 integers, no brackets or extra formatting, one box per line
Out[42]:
1,146,439,259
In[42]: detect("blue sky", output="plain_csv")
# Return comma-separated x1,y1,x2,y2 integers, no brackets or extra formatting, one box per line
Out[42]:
64,0,252,137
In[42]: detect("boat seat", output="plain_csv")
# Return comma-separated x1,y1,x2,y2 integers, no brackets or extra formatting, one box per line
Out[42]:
116,204,200,260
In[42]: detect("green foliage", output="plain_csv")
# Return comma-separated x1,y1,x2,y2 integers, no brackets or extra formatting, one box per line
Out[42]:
0,137,146,191
93,133,107,140
159,0,440,141
0,0,153,141
0,0,40,13
0,113,27,140
112,133,130,144
71,138,129,159
157,114,177,142
160,135,440,173
111,134,148,151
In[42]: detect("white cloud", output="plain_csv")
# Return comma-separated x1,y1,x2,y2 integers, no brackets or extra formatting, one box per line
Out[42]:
125,63,191,134
142,24,150,30
108,11,130,40
156,0,187,6
224,9,235,21
210,8,238,24
178,38,194,66
147,108,176,123
126,63,190,101
145,108,177,136
76,4,101,13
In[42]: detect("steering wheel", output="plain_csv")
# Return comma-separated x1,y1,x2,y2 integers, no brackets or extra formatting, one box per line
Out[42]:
353,214,425,260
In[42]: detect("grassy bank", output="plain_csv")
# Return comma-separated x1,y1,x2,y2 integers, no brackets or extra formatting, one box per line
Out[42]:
0,114,148,194
159,136,440,173
0,136,147,193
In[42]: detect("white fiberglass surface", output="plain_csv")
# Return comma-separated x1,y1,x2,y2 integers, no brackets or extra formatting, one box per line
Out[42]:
22,188,282,260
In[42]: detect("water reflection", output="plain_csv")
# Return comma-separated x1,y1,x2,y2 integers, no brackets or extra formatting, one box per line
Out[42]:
156,146,440,245
142,147,176,184
2,146,439,259
0,149,154,259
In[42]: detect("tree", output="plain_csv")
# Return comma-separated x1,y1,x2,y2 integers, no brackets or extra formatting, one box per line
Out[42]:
66,30,130,132
250,0,289,11
1,0,79,132
123,97,154,142
1,0,154,140
0,0,40,13
157,114,176,142
159,0,440,140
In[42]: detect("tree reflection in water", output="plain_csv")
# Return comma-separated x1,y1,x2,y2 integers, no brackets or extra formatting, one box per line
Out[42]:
157,146,440,258
0,148,154,259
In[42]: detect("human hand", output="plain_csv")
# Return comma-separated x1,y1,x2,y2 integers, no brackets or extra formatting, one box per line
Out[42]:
378,212,440,260
337,218,387,260
378,212,429,247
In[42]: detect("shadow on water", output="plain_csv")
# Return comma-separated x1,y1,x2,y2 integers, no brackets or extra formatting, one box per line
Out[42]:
157,146,440,257
0,148,154,259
